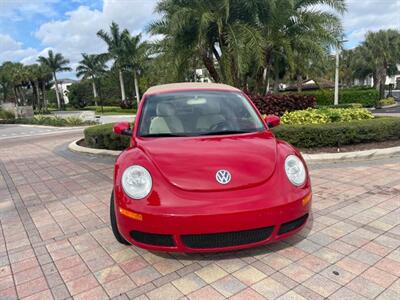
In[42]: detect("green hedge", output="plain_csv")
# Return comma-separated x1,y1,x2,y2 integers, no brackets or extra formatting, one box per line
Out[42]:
84,123,130,150
84,118,400,150
0,109,15,120
272,117,400,148
85,106,136,114
0,115,97,126
301,88,379,107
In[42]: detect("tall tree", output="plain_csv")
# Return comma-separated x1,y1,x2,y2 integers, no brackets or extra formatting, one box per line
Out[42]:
149,0,345,92
123,34,148,105
76,53,107,106
97,22,129,101
0,62,14,102
38,50,71,110
354,29,400,98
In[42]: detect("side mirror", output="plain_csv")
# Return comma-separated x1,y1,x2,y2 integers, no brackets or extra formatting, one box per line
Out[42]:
265,115,280,128
113,122,132,136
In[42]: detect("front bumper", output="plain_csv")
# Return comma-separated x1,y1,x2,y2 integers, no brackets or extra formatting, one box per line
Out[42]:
115,193,311,253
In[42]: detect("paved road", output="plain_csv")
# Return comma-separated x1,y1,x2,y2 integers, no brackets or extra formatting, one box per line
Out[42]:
373,104,400,117
0,124,85,141
0,126,399,300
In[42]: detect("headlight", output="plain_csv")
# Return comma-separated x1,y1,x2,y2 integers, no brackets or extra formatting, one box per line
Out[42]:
121,165,152,199
285,155,306,186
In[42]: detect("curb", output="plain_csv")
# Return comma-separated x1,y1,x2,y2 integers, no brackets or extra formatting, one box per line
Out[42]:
302,146,400,163
68,139,122,156
69,139,400,163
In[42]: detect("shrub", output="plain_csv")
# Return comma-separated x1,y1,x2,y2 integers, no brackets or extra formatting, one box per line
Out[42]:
377,97,396,107
85,106,136,114
68,81,94,108
249,94,316,116
318,103,363,109
83,118,400,151
0,109,15,120
272,117,400,148
0,115,96,126
300,88,379,107
120,99,133,109
281,107,374,125
84,123,130,150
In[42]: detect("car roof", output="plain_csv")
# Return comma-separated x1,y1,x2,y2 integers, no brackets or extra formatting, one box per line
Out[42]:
144,82,240,95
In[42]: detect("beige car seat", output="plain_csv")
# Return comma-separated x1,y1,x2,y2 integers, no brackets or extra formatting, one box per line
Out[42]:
196,101,225,131
149,102,184,134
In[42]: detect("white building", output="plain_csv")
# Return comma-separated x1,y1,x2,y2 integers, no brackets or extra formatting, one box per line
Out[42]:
354,64,400,89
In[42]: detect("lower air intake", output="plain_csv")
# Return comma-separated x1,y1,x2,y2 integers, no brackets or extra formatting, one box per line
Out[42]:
130,231,175,247
278,213,309,235
181,226,274,249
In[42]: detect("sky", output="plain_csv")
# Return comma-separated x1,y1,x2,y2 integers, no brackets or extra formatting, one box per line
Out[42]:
0,0,399,79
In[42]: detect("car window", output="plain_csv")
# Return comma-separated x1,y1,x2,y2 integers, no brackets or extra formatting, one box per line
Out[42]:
138,91,265,137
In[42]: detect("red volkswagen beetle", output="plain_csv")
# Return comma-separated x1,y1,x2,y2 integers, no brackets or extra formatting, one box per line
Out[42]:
111,83,311,252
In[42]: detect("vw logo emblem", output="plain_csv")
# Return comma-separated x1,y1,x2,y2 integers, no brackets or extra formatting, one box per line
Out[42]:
216,170,231,185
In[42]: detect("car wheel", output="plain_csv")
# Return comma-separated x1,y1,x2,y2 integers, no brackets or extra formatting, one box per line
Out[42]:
110,191,130,245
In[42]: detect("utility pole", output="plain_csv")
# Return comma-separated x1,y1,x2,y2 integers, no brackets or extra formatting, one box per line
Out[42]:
334,49,340,106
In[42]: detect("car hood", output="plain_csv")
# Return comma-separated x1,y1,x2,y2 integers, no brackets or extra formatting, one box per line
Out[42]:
137,131,277,191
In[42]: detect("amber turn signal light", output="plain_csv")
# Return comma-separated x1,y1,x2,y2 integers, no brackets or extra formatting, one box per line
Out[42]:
119,207,143,221
302,193,312,207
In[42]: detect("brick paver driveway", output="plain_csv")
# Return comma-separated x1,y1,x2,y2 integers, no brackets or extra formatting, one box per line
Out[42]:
0,128,399,300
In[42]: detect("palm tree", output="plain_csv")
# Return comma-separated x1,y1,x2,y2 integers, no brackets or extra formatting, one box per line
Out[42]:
0,62,13,103
76,53,107,106
37,50,71,110
354,29,400,99
149,0,346,92
26,64,42,109
123,34,148,105
97,22,129,101
9,63,29,105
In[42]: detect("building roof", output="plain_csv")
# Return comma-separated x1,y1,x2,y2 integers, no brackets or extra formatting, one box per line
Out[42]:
284,78,335,91
145,82,240,95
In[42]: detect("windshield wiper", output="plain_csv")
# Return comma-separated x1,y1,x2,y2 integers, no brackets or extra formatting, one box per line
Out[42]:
140,133,188,137
199,130,252,136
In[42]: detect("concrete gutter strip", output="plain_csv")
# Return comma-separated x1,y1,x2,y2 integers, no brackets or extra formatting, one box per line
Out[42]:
302,146,400,163
69,139,400,162
68,139,121,156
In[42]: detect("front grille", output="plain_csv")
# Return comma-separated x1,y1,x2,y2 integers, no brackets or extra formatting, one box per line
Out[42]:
181,226,274,249
278,214,309,235
130,231,175,247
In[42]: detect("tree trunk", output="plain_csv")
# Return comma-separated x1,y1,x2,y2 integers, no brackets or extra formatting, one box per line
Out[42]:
375,67,387,99
31,81,38,110
296,74,303,92
229,54,240,88
92,79,98,106
35,80,41,110
273,71,280,93
119,69,126,101
53,73,61,110
134,72,140,106
18,86,26,105
201,49,220,83
13,86,19,104
42,84,48,110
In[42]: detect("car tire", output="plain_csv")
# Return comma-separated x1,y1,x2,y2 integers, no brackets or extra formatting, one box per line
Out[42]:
110,191,130,245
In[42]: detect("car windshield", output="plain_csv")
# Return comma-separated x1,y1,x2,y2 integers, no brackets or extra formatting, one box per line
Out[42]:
138,91,265,137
